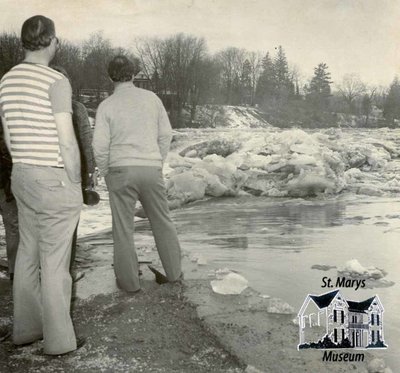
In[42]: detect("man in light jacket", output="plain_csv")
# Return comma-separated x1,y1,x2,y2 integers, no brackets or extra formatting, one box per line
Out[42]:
93,55,182,292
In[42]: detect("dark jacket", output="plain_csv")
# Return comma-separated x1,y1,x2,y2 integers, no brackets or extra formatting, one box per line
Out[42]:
72,101,96,188
0,119,13,201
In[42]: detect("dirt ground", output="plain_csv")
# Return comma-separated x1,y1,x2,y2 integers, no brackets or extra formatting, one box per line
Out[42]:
0,278,244,373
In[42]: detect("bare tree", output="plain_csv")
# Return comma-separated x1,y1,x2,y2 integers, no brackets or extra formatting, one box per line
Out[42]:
338,73,366,113
289,64,303,97
361,86,377,126
215,47,247,105
135,37,170,93
136,33,207,126
247,51,263,106
82,31,114,95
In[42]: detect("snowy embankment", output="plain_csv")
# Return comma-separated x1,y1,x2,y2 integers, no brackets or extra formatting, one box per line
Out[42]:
165,127,400,206
192,105,271,128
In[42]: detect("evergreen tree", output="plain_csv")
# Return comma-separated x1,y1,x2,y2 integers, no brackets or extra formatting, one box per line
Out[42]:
383,77,400,125
240,59,252,104
255,52,275,103
273,46,294,101
306,62,332,110
274,46,289,87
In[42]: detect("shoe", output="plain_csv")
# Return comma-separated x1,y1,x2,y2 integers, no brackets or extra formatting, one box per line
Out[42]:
147,265,169,284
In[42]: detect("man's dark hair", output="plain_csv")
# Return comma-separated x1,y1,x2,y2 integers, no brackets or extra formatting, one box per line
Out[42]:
108,55,135,82
21,15,55,51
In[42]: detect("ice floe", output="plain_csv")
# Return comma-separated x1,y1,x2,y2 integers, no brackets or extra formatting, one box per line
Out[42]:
337,259,394,288
211,272,249,295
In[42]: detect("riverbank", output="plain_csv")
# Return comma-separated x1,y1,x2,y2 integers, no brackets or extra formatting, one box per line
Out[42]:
0,276,244,373
0,243,385,373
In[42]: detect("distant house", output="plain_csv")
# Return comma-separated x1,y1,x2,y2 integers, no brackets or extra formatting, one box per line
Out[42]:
297,289,386,349
133,71,152,90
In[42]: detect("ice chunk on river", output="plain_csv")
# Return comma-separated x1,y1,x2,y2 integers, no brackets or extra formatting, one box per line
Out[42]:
166,172,206,203
211,272,249,295
339,259,386,279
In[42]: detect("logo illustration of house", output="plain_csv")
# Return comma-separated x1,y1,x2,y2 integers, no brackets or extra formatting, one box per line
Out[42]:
297,289,387,350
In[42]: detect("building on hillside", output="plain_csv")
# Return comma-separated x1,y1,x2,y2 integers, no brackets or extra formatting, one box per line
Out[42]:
133,71,152,90
297,289,386,349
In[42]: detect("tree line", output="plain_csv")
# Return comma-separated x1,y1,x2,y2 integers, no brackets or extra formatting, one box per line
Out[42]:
1,30,399,128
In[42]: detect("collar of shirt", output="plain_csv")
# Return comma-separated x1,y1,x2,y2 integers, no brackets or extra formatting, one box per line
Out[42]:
114,82,135,92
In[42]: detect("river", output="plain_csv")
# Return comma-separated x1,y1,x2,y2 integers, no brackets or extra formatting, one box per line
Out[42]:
166,194,400,367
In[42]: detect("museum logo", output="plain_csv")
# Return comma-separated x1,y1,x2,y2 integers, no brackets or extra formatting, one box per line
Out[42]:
296,289,387,360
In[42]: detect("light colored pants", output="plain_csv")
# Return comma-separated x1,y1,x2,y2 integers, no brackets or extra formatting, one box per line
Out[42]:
11,164,82,355
0,189,19,275
106,166,182,292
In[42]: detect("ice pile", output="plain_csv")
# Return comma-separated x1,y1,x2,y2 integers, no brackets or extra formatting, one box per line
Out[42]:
165,127,400,206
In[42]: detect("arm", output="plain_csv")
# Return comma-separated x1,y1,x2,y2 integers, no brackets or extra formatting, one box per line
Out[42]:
50,77,81,183
156,97,172,164
54,112,81,183
92,104,110,177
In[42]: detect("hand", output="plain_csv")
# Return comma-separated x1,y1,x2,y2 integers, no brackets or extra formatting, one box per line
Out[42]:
86,171,98,189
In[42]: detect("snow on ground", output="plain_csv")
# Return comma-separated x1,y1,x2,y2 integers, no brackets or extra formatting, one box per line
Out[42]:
193,105,271,128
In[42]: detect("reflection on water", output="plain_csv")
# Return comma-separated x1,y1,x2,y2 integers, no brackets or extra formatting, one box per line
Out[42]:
208,236,249,249
173,197,347,252
168,195,400,367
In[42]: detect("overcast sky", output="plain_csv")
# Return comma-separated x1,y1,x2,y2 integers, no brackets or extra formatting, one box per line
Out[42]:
1,0,399,87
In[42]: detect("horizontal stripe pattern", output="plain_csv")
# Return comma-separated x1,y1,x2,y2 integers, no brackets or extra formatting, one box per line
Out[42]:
3,103,53,113
1,93,52,106
0,63,65,167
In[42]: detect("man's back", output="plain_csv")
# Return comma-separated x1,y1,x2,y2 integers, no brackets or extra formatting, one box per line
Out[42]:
0,62,70,168
94,83,172,175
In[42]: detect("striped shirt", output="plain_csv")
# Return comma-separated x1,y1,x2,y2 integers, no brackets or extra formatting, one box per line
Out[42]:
0,62,72,167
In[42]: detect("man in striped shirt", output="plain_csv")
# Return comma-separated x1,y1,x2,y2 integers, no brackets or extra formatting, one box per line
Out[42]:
0,15,83,355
